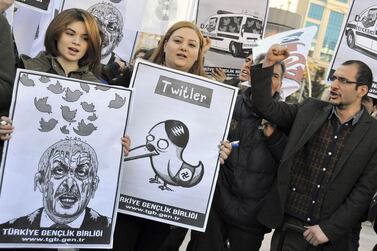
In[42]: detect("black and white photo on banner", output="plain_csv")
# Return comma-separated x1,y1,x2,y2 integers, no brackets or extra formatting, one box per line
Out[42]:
196,0,269,78
328,0,377,98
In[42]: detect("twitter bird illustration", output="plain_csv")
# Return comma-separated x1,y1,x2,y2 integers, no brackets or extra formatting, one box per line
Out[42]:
34,97,52,114
39,76,51,83
80,83,90,93
20,74,35,87
108,93,126,109
87,113,98,121
38,118,58,132
73,119,97,136
63,87,83,102
81,101,96,112
61,105,77,123
125,120,204,191
47,81,64,94
60,125,70,134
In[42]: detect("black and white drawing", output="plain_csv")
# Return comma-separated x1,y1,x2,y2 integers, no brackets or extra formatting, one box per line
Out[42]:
125,120,204,191
119,61,237,231
196,0,269,78
87,2,124,58
0,69,132,248
61,0,139,64
0,138,110,230
328,0,377,98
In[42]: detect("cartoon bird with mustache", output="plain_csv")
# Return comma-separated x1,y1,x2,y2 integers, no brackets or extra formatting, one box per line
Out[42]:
125,120,204,191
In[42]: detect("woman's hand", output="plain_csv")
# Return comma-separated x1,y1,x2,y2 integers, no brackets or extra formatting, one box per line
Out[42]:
121,135,131,156
219,140,232,164
261,119,276,138
0,116,14,141
212,67,227,82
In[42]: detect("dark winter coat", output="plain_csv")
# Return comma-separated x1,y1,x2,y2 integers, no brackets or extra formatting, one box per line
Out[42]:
20,52,99,83
0,14,15,118
214,88,287,230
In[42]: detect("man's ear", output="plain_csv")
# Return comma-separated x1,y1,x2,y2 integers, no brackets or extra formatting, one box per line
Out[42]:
358,85,369,98
34,172,44,192
91,176,100,199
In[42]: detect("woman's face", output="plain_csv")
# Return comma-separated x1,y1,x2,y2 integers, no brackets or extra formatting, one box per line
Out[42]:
57,21,89,66
163,27,200,72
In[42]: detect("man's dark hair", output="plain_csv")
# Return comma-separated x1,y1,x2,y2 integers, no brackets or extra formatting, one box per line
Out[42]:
341,60,373,90
276,61,286,77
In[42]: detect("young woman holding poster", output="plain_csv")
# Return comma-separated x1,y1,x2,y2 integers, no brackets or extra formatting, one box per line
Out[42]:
1,8,105,153
114,21,231,251
20,8,102,82
0,7,116,251
0,8,103,138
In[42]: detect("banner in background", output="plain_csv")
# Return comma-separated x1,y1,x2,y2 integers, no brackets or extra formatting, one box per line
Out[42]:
196,0,269,78
327,0,377,98
61,0,137,63
253,26,318,98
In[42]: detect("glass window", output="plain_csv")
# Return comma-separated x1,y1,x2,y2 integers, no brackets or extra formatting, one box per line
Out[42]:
337,0,347,3
308,3,324,20
322,11,344,61
305,21,320,38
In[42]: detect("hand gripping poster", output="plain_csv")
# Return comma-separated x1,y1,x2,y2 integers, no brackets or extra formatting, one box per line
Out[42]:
328,0,377,98
0,70,132,248
118,60,237,231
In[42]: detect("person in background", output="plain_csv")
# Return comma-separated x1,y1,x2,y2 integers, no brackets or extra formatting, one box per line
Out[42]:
189,51,287,251
101,48,149,87
252,44,377,251
212,50,253,92
362,95,377,117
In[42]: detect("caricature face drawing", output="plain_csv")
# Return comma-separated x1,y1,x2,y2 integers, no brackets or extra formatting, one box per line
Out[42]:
35,139,99,224
88,2,124,58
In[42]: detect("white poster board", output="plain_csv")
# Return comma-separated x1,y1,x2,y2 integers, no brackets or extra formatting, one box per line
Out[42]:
253,26,318,98
196,0,269,78
327,0,377,98
119,60,238,231
0,69,132,248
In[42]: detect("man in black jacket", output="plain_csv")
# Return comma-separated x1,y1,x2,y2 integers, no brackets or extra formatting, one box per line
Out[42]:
189,54,287,251
252,44,377,251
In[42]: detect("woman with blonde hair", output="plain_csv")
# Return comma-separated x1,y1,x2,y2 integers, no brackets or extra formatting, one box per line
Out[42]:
114,20,230,251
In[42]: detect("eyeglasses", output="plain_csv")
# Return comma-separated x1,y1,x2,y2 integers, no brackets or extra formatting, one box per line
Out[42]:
329,75,362,85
